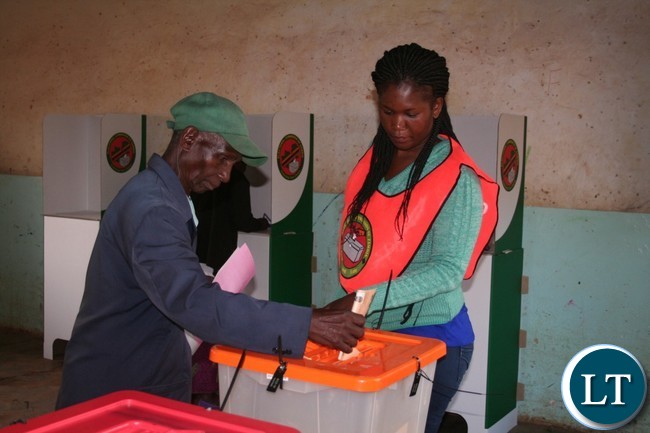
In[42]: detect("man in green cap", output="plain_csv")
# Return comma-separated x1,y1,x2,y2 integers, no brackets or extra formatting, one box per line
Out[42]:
56,92,365,409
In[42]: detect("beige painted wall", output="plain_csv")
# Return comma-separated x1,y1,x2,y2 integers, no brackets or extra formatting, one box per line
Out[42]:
1,0,648,212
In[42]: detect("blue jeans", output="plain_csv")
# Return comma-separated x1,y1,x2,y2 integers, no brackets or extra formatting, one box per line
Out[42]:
425,344,474,433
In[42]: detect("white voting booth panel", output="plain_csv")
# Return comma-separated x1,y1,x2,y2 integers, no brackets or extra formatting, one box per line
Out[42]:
237,112,313,306
446,114,526,433
43,216,98,360
43,114,168,218
235,232,270,300
42,114,168,359
246,113,312,228
453,114,524,247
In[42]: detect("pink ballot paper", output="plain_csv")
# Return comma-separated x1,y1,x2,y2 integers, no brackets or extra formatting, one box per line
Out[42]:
186,243,256,354
214,243,256,293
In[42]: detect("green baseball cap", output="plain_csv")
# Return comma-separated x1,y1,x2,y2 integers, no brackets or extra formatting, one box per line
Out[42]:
167,92,267,166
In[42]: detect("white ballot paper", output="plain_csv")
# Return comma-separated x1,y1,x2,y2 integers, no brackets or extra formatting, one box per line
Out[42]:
186,243,256,353
338,288,376,361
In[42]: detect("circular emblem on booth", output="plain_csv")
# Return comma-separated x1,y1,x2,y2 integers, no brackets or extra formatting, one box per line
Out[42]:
276,134,304,180
500,139,519,192
340,213,373,278
106,132,136,173
561,344,646,430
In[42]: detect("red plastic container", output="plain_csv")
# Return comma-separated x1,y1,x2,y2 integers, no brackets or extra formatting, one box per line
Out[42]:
0,390,299,433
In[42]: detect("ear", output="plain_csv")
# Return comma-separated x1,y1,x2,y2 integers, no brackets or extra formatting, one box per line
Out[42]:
433,97,444,119
179,126,199,151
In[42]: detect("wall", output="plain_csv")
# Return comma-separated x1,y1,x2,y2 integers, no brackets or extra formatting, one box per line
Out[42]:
0,175,43,332
519,207,649,429
0,0,648,211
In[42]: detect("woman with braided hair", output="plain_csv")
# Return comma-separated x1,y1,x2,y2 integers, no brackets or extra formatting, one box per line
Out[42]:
335,43,498,432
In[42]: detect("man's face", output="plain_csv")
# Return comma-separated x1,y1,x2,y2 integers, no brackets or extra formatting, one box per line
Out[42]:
179,131,242,194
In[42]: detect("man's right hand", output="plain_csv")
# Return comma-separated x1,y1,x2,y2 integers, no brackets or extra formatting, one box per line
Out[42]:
308,308,365,353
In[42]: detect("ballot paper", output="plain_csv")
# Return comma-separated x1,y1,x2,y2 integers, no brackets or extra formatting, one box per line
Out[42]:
213,243,255,293
186,243,256,354
338,288,376,361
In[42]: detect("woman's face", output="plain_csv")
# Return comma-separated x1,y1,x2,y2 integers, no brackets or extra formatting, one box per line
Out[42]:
378,82,442,153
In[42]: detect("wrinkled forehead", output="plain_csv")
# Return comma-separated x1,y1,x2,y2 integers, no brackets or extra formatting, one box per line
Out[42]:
200,131,242,162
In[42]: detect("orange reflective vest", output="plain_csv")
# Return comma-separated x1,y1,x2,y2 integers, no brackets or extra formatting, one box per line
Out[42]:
339,137,498,293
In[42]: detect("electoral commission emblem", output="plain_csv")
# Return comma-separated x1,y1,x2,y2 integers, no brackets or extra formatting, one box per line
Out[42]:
277,134,304,180
106,132,136,173
340,213,373,278
500,139,519,192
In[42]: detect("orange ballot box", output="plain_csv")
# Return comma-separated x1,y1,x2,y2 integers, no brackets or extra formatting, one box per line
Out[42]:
0,390,299,433
211,329,446,433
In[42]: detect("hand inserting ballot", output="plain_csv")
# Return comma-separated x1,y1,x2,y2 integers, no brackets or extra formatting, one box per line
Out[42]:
322,291,357,311
308,305,365,354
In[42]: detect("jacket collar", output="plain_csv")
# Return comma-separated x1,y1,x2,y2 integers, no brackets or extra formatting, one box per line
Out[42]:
147,154,194,230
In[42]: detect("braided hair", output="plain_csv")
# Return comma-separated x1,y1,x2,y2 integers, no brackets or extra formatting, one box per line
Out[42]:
346,43,456,238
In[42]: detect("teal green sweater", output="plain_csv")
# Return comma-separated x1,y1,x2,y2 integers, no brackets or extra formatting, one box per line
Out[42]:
364,139,483,330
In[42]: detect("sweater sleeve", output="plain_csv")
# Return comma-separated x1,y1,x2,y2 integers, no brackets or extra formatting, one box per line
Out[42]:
368,166,484,314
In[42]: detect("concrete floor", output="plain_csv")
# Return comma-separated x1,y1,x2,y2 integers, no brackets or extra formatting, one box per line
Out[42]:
0,328,585,432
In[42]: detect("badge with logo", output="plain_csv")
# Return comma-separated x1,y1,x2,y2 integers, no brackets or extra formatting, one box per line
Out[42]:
561,344,647,430
276,134,304,180
339,213,373,278
106,132,136,173
500,139,519,192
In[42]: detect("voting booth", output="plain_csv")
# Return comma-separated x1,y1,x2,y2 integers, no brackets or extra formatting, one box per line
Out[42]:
446,114,527,433
237,112,313,307
43,114,168,359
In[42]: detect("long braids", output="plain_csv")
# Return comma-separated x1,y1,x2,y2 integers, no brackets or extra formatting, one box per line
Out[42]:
347,43,456,238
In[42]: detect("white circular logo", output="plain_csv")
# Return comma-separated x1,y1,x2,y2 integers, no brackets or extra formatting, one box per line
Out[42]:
561,344,646,430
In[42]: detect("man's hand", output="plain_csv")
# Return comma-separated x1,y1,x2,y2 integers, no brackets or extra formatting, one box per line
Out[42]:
322,292,356,311
308,308,365,353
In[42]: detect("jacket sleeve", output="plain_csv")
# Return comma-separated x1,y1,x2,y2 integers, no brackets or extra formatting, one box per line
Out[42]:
130,204,310,357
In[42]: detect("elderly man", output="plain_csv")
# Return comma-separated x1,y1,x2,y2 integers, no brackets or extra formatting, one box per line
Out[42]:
56,92,364,409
